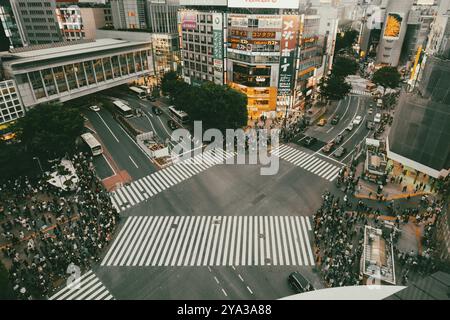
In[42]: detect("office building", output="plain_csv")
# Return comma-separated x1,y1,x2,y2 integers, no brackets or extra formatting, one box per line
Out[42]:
178,1,324,119
0,78,24,126
0,0,24,49
10,0,63,46
0,38,154,108
110,0,148,29
147,0,179,34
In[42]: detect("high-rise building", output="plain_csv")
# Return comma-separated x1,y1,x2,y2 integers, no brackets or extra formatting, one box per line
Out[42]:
0,0,25,49
10,0,63,46
146,0,179,34
110,0,148,29
376,0,414,66
178,1,324,119
56,2,112,41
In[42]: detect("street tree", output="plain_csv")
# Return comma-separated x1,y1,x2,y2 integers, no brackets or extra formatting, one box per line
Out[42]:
0,261,15,299
372,66,401,94
332,56,358,78
319,75,351,102
13,103,84,161
335,29,359,53
161,71,179,97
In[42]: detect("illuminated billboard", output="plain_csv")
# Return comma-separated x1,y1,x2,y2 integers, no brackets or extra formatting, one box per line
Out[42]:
228,0,299,9
180,12,197,30
383,13,403,39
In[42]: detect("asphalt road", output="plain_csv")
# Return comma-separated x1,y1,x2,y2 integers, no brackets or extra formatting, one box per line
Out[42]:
84,107,157,180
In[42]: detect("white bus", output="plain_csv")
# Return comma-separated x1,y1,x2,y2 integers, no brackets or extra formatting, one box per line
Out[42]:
129,86,147,99
81,133,103,156
168,106,189,124
113,100,133,118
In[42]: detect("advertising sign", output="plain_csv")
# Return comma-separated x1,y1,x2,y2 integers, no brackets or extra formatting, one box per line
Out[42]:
383,13,403,40
181,12,197,30
228,0,299,9
277,15,299,97
252,31,276,39
213,13,223,60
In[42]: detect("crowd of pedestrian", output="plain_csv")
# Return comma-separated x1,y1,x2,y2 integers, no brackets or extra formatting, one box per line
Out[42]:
0,152,119,300
313,191,364,287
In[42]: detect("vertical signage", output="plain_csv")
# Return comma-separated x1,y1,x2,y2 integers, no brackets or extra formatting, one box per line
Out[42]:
277,15,299,100
213,13,223,85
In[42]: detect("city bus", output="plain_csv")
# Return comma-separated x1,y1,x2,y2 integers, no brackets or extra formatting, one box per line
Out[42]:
129,86,147,99
113,100,133,118
81,132,103,156
168,106,189,124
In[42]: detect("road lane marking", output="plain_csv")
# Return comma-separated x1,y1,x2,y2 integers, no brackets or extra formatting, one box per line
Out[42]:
247,286,254,295
128,155,139,168
96,113,119,143
222,288,228,297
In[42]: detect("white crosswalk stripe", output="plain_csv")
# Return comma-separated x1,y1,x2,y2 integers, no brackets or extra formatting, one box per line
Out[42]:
101,215,315,267
111,149,235,212
272,144,342,181
49,270,114,300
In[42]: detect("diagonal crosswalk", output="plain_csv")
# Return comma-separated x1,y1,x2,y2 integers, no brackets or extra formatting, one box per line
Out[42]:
49,270,114,300
110,148,236,212
272,144,341,181
101,215,315,267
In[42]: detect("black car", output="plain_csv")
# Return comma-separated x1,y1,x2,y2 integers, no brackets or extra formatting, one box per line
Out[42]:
366,120,375,130
152,106,162,115
167,119,179,130
334,134,344,145
288,272,314,293
148,96,156,102
331,115,340,125
302,136,317,146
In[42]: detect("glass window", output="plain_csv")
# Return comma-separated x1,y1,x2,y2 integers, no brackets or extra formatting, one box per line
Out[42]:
28,71,46,99
74,62,87,87
134,52,142,72
103,57,113,80
64,64,78,90
53,66,67,93
93,59,104,83
41,69,57,96
83,61,96,85
127,53,135,73
119,54,128,75
111,55,121,77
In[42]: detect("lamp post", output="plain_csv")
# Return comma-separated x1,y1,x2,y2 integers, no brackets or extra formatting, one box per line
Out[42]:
33,156,43,173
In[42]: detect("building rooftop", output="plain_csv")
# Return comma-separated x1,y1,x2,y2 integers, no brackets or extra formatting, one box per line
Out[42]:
388,91,450,175
361,226,396,285
0,38,149,66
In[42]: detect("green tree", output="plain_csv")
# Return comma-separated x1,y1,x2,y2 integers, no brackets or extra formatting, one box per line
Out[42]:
319,75,351,102
372,66,401,95
332,56,358,78
161,71,179,97
176,82,248,131
335,29,359,53
0,261,15,300
13,103,84,161
0,141,35,180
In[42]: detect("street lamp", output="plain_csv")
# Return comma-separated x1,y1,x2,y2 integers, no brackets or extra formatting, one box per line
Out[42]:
33,156,43,173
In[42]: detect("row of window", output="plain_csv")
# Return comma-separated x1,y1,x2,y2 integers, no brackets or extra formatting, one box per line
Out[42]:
182,33,213,45
183,43,213,55
18,2,50,8
22,51,150,100
182,24,213,34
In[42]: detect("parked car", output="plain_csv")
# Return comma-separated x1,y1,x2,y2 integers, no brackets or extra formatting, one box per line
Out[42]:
89,105,100,112
353,115,363,125
322,141,335,154
331,115,340,125
302,136,317,147
368,107,373,115
374,113,382,123
333,146,346,158
366,120,375,130
152,106,162,115
167,119,178,130
288,272,314,293
334,134,344,144
317,118,327,126
346,123,354,131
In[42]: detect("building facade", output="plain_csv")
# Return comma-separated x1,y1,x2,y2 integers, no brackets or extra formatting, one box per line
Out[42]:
147,0,179,33
10,0,63,46
0,78,24,125
110,0,148,30
0,0,24,48
178,1,324,119
1,38,154,108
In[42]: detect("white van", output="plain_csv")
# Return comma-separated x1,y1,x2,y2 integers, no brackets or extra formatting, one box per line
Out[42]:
376,99,383,107
374,113,382,123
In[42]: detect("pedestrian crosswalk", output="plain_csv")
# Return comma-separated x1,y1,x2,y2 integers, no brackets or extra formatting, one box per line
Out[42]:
101,215,315,267
350,89,372,96
272,144,341,181
110,148,235,212
49,270,114,300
